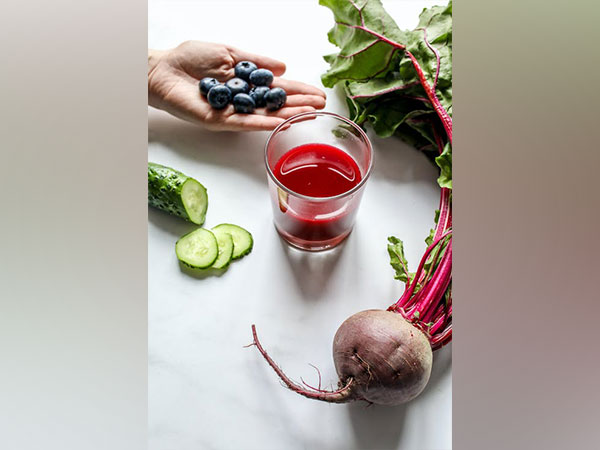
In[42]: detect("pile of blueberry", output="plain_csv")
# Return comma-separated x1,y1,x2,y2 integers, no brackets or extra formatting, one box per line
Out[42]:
199,61,287,114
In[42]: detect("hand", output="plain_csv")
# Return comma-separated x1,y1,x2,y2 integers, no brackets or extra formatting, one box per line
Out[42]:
148,41,326,131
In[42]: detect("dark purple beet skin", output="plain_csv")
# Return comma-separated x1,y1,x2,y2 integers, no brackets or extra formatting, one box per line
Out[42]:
332,309,432,405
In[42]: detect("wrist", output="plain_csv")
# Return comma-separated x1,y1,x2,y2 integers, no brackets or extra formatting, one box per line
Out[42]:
148,49,167,108
148,49,166,74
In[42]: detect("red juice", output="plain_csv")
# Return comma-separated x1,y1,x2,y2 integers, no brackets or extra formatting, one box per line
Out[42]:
270,143,364,249
273,143,362,197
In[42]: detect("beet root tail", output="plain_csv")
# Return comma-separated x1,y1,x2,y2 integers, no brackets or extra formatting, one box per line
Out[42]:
249,325,355,404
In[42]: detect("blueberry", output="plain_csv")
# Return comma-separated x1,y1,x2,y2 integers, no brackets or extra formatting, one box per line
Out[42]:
265,87,287,110
234,61,258,82
249,68,274,87
233,93,256,114
207,85,232,109
249,86,270,108
199,77,219,96
225,77,250,96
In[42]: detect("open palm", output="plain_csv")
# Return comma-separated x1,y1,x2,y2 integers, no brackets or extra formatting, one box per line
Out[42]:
148,41,326,131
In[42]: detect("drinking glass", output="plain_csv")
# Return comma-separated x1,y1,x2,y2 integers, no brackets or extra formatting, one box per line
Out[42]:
264,111,373,251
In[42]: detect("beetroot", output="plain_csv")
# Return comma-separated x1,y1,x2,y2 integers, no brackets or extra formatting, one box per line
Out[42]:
252,311,432,405
332,310,432,405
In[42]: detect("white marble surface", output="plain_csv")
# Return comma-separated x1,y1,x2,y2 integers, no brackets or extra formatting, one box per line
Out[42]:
148,1,451,449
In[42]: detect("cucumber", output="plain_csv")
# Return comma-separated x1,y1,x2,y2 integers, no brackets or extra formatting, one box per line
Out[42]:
212,224,253,260
210,227,234,269
175,228,218,269
148,162,208,225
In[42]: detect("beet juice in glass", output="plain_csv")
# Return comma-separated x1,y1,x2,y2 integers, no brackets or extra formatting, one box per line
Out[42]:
265,112,373,251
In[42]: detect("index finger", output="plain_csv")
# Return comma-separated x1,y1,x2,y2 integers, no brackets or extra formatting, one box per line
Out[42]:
228,47,286,77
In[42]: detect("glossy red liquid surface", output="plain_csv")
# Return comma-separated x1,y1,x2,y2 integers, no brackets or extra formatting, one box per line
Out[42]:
273,143,362,197
271,143,364,249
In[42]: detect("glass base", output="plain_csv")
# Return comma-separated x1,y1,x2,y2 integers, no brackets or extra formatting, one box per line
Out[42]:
274,225,352,252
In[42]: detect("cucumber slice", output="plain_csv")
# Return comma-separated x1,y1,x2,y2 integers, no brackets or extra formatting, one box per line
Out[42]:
175,228,218,269
148,162,208,225
180,179,208,224
212,224,253,260
210,227,234,269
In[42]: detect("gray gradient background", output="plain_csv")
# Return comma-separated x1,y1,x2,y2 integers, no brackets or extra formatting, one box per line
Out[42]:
0,0,148,449
454,0,600,448
1,0,599,449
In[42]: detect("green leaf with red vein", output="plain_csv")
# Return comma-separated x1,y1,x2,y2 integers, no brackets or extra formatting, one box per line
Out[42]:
320,0,452,187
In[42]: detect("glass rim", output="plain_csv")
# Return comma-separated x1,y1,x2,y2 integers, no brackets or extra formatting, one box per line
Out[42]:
264,111,373,201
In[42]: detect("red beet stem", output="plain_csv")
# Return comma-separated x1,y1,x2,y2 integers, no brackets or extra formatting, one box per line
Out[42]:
392,229,452,310
435,188,452,241
413,242,452,320
388,197,452,347
390,122,452,346
397,237,447,313
431,324,452,350
249,325,355,403
417,233,449,291
423,289,450,325
430,303,452,335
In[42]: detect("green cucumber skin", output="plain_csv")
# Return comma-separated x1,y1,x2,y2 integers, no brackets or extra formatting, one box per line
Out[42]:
179,259,218,270
212,223,253,260
232,239,253,260
148,162,206,225
179,259,211,270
